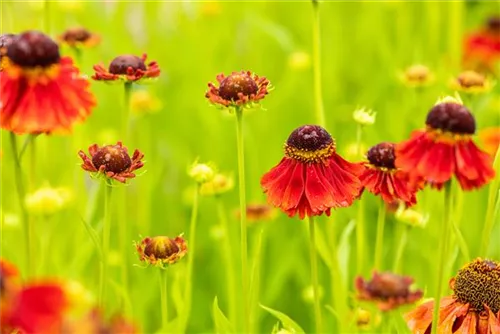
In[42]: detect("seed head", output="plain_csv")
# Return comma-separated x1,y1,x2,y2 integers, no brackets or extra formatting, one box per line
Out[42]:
7,31,60,68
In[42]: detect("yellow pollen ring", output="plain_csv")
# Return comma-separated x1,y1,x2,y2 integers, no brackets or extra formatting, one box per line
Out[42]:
284,142,335,163
3,58,61,84
426,127,473,144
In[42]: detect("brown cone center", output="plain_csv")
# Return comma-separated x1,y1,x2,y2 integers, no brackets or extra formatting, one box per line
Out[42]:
452,259,500,313
109,55,146,75
426,102,476,135
92,145,132,174
367,142,396,169
218,73,258,101
144,237,180,259
6,31,60,68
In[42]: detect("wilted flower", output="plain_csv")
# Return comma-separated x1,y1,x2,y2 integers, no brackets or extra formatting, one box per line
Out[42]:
92,54,160,83
199,173,233,196
261,125,364,219
188,161,215,184
399,64,434,87
396,97,495,190
479,126,500,156
136,235,187,268
450,70,493,94
79,141,144,183
359,142,420,206
205,70,270,109
130,90,162,115
353,107,376,126
0,31,96,134
463,16,500,73
58,27,100,48
355,271,423,311
25,186,71,216
405,258,500,333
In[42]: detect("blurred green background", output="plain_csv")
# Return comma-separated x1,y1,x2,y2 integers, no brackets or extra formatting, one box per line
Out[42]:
1,1,499,333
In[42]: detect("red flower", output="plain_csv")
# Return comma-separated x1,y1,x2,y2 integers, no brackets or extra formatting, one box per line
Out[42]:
0,31,96,134
396,101,495,191
0,259,69,334
78,141,144,183
261,125,364,219
355,271,423,311
463,16,500,73
205,71,270,108
360,142,420,207
92,54,160,83
405,258,500,334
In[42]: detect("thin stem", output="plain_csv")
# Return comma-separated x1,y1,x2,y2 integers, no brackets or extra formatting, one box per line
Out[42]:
159,269,169,331
29,135,36,190
311,0,326,127
430,182,453,334
123,82,132,138
393,225,408,273
9,133,32,277
235,107,250,333
181,184,200,333
480,145,500,256
215,197,237,326
99,181,112,308
308,216,323,334
328,218,347,333
374,198,386,270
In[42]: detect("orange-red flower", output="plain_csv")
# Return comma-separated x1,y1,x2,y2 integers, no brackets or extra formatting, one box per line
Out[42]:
136,235,188,268
79,141,144,183
58,27,100,49
92,54,160,83
0,31,95,134
64,308,138,334
405,258,500,334
205,71,270,108
479,126,500,157
355,271,423,312
463,16,500,73
360,142,420,207
0,33,15,70
1,280,69,334
396,100,495,191
261,125,364,219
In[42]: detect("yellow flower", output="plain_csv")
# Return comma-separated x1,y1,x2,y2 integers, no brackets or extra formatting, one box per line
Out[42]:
449,70,494,94
200,173,234,196
130,90,162,115
395,204,428,228
288,51,311,71
399,64,434,87
353,107,376,126
25,186,71,216
188,161,215,184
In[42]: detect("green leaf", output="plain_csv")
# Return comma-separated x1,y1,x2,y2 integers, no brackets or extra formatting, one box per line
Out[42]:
337,219,356,284
314,224,332,269
212,296,234,334
260,304,305,334
78,215,103,261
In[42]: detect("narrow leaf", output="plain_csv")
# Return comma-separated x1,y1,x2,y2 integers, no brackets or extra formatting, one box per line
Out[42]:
212,296,234,334
260,304,305,334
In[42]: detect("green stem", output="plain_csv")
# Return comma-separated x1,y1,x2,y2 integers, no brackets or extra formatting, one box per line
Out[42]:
215,197,237,326
309,216,323,333
235,107,250,333
29,135,36,190
311,0,326,127
181,184,200,333
10,132,32,277
328,218,347,333
123,82,132,138
430,182,452,334
159,269,168,331
393,225,408,273
374,198,386,270
480,145,500,256
99,181,112,308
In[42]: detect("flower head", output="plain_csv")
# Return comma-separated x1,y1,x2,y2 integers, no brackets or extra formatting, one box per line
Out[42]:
400,64,434,87
0,33,15,70
261,125,364,219
235,203,277,223
479,126,500,156
205,71,270,110
360,142,420,206
450,70,493,94
25,186,71,216
200,173,234,196
78,141,144,183
0,30,95,134
58,27,100,48
92,54,160,83
395,204,429,228
396,99,495,190
463,15,500,73
355,271,423,311
405,258,500,333
136,235,187,268
188,161,215,184
353,107,376,126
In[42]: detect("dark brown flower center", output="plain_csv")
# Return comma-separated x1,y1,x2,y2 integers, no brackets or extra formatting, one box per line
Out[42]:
367,142,396,169
487,16,500,33
109,55,146,75
426,102,475,135
452,259,500,313
0,34,16,56
91,145,132,174
6,31,60,68
286,125,333,151
144,237,180,259
457,71,485,88
218,72,258,101
366,272,411,299
61,27,91,43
